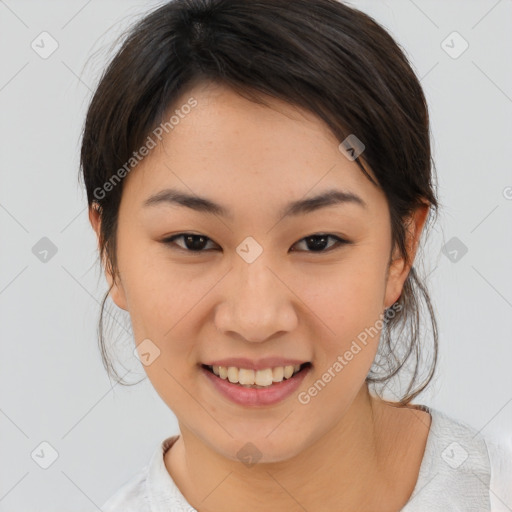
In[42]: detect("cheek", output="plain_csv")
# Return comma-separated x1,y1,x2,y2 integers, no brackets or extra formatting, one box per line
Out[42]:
116,233,186,325
119,265,221,403
290,254,388,379
293,251,388,329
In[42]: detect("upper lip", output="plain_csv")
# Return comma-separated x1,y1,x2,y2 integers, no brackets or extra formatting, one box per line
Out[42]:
202,357,310,371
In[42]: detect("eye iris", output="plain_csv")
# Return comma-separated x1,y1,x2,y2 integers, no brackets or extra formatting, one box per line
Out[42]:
305,235,329,251
185,235,208,251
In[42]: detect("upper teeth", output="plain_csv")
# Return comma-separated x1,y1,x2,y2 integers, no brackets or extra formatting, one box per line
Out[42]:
211,364,302,387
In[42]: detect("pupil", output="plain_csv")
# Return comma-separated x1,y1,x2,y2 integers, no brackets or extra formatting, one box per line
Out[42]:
185,235,207,251
306,235,327,251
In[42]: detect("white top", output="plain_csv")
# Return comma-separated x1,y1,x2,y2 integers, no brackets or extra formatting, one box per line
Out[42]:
101,406,512,511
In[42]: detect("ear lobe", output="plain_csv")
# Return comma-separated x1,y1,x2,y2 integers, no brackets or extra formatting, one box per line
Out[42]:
107,275,128,311
88,203,102,247
384,247,407,309
405,202,430,263
88,204,128,311
384,202,430,309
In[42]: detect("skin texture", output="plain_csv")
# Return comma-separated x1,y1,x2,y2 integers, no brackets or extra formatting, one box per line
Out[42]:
90,81,432,511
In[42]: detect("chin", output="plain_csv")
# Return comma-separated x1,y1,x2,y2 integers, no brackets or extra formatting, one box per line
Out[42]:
209,430,309,466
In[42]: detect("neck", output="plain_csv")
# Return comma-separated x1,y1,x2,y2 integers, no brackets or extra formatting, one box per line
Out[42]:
165,385,400,511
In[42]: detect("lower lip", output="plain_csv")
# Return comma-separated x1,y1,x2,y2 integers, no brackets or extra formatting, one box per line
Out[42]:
200,365,311,406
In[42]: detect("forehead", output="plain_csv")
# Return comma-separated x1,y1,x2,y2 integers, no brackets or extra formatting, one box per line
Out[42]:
122,82,385,216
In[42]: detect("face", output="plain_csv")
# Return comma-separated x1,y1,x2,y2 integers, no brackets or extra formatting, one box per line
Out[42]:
91,81,427,463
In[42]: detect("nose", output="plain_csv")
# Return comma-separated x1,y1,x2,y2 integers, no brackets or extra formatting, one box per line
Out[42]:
214,256,298,343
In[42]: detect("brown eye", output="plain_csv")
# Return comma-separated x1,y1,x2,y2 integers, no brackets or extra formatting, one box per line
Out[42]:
162,233,218,252
290,234,349,253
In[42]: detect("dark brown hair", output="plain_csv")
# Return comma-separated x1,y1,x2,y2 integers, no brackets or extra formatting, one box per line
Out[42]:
80,0,440,405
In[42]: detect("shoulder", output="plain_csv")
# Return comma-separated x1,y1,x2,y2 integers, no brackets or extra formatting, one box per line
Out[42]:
484,432,512,511
101,435,183,512
403,406,512,511
101,468,149,512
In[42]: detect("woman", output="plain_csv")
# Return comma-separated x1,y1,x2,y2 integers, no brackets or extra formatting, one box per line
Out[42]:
81,0,512,510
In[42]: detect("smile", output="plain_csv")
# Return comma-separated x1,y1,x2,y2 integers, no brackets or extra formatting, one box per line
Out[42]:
200,362,312,406
203,363,311,388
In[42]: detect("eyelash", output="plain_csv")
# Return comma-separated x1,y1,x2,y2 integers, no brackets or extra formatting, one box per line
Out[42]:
161,233,351,254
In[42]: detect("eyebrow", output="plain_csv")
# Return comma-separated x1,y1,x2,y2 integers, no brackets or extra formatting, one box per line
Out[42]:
143,187,367,219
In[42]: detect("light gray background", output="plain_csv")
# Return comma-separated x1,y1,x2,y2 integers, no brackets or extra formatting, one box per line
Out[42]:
1,0,511,510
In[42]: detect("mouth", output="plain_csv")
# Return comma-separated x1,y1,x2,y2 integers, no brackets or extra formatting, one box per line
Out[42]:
201,362,312,389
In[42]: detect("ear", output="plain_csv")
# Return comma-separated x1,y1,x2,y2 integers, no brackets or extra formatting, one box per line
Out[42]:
384,202,430,309
89,204,128,311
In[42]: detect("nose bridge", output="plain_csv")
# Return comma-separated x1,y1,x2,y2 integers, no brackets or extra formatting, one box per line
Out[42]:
215,251,297,342
238,256,276,309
